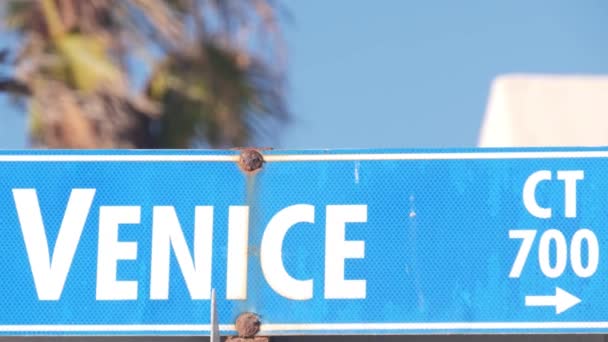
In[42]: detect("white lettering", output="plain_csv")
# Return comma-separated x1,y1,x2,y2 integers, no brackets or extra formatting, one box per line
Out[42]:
325,205,367,299
96,206,140,300
226,206,250,300
261,204,314,300
538,229,568,278
523,170,552,218
508,229,537,278
557,170,584,218
13,188,95,300
150,206,213,300
570,228,599,278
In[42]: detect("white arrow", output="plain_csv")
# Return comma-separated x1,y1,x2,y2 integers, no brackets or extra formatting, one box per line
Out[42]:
525,287,581,314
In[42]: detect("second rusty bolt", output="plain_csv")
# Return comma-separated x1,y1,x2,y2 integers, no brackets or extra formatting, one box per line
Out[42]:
235,312,261,337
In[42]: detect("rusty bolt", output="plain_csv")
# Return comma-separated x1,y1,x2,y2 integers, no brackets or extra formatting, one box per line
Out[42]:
239,149,264,173
235,312,261,337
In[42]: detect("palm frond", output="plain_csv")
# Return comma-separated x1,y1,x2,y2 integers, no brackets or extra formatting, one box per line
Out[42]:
0,0,289,149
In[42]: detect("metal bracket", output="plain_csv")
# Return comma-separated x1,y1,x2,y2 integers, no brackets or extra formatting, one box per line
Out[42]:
211,289,220,342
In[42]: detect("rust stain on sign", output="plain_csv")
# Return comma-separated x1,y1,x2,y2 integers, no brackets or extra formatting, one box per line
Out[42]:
231,147,271,316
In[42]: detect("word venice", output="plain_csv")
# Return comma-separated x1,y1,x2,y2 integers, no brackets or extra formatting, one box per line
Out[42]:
13,189,367,301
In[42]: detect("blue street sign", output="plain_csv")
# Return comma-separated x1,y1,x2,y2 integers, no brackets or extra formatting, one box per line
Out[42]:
3,148,608,335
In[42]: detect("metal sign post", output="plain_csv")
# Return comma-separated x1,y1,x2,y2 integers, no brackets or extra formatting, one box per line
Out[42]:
211,289,219,342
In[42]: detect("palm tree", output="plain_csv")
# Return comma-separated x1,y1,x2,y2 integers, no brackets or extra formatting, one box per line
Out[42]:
0,0,288,148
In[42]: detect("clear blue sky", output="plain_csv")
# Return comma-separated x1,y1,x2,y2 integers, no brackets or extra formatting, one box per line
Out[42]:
3,1,608,149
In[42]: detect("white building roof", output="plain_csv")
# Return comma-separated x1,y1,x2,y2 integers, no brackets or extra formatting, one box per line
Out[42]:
479,74,608,147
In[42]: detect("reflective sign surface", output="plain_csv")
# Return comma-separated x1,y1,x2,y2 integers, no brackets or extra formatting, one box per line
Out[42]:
1,149,608,335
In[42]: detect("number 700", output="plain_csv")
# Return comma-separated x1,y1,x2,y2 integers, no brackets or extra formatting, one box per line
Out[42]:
509,229,599,278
